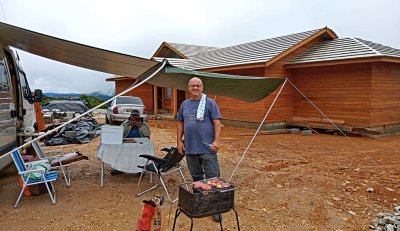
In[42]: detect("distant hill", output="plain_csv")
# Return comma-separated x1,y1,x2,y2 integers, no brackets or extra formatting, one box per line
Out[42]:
89,91,113,100
44,91,113,100
44,92,80,98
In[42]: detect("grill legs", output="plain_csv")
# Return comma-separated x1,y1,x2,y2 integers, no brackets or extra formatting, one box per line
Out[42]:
232,207,240,231
173,209,194,231
172,208,240,231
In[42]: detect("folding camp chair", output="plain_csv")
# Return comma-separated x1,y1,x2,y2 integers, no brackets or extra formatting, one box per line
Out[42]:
136,147,188,203
11,150,59,208
31,140,71,186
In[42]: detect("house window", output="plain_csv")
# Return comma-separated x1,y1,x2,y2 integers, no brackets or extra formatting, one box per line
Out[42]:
165,88,172,99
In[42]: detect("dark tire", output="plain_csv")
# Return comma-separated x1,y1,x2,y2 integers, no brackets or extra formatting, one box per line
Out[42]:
105,116,109,124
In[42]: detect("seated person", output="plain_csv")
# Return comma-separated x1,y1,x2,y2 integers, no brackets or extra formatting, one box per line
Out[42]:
121,109,151,138
111,109,151,176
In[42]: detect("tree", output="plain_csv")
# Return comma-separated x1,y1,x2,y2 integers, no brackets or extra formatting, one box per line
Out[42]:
40,95,57,105
80,94,107,109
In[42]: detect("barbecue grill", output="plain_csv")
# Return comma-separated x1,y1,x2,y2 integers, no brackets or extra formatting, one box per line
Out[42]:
172,183,240,231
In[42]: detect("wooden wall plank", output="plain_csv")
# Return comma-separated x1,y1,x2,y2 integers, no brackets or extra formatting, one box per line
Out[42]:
370,62,400,126
209,67,293,123
291,63,372,127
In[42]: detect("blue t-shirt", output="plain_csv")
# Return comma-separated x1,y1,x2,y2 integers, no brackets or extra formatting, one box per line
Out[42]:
127,126,140,138
177,97,221,155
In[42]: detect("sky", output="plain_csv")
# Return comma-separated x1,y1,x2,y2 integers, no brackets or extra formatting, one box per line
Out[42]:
0,0,399,95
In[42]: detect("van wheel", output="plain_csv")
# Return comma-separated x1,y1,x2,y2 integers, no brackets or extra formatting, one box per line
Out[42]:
105,116,109,124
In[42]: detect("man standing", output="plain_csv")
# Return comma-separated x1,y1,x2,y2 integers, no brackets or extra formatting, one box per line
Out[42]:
177,77,222,221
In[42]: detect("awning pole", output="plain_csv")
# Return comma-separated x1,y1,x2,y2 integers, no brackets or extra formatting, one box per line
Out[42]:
3,60,167,158
228,79,288,182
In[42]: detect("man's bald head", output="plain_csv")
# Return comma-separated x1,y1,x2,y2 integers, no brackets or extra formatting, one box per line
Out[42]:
188,77,203,87
188,77,203,100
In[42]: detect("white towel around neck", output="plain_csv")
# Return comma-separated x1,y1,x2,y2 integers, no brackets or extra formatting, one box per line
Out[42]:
196,94,207,121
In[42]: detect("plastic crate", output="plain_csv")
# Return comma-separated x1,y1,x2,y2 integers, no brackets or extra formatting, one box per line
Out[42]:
177,185,235,218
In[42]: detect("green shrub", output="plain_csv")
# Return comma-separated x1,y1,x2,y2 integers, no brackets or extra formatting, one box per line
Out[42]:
80,95,107,109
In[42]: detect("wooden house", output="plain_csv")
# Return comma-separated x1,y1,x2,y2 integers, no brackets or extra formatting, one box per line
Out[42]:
106,27,400,133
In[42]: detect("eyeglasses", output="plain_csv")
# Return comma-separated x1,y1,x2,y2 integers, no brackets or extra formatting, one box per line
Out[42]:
189,84,203,88
130,118,141,122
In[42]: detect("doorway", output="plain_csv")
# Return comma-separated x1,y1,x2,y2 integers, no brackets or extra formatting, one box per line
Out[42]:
157,87,163,109
177,90,186,110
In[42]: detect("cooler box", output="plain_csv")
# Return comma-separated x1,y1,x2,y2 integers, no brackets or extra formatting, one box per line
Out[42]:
101,125,123,144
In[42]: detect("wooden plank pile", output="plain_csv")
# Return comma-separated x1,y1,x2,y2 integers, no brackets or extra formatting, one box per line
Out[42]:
286,116,381,137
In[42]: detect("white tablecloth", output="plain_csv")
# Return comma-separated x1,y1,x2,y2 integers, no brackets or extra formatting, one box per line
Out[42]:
97,138,155,173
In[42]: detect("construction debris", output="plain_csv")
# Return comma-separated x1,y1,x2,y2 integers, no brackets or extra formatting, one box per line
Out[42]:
238,129,292,136
287,121,353,132
290,128,300,134
301,130,312,136
44,118,101,146
287,116,382,137
291,116,346,125
370,206,400,230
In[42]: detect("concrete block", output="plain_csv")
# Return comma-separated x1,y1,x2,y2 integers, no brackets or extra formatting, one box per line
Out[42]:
290,128,300,134
43,113,54,124
301,130,312,136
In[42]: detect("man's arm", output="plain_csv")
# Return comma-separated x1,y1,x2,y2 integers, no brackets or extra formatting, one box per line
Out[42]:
121,120,130,137
139,121,151,137
177,121,185,154
211,119,221,153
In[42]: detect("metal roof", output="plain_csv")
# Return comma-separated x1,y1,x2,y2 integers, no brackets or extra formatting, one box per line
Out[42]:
168,43,218,59
152,57,191,68
288,37,400,64
185,28,323,70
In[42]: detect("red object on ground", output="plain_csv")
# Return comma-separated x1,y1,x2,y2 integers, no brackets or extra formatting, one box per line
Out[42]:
135,203,155,231
18,176,32,196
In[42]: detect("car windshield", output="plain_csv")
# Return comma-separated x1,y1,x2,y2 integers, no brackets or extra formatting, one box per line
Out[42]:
116,97,142,105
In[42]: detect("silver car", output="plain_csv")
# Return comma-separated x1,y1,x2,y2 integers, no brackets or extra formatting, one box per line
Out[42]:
106,96,147,125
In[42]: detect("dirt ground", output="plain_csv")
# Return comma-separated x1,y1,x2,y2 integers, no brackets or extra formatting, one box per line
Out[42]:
1,119,400,230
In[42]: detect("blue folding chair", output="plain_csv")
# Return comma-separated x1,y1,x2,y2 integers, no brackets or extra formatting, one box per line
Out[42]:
31,140,71,186
11,150,59,208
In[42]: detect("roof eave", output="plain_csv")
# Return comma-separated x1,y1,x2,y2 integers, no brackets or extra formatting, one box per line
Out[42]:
285,56,400,68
